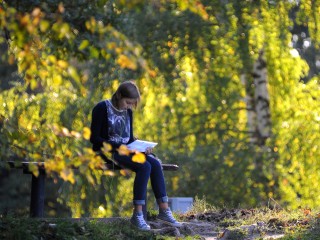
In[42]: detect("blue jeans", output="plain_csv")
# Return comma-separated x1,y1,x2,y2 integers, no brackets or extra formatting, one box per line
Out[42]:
112,152,168,205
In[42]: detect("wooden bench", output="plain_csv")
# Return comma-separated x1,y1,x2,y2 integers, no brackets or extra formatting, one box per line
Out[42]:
6,160,179,220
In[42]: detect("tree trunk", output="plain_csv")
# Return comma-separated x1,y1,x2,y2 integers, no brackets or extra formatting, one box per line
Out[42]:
242,50,271,146
241,74,257,144
253,50,271,146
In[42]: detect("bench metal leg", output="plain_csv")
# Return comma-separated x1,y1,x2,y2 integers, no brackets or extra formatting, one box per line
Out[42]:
30,171,45,217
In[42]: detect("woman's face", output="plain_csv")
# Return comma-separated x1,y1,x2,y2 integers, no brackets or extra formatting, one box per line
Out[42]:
118,97,138,110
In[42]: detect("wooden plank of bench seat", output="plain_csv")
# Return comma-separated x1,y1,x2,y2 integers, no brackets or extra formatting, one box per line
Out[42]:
7,161,179,172
105,163,179,171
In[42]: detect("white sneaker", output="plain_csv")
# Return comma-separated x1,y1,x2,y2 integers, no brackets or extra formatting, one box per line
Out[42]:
130,211,151,230
157,208,182,227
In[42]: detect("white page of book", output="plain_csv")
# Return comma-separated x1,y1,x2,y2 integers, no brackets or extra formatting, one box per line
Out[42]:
127,140,158,152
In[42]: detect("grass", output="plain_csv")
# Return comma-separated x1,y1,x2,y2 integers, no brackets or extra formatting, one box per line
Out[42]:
1,197,320,239
181,197,320,239
279,217,320,240
185,195,218,215
0,217,158,240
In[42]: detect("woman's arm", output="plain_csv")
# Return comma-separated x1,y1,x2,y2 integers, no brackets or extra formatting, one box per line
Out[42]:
128,109,135,144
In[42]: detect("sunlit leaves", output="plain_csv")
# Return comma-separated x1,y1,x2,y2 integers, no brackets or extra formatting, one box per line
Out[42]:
102,142,112,153
39,20,49,32
117,144,146,163
296,0,320,49
117,54,137,70
104,170,115,177
117,145,130,156
0,5,74,90
273,79,320,208
68,66,81,83
0,0,175,217
57,60,68,69
85,17,98,33
132,152,146,163
60,169,75,184
79,40,90,51
120,169,132,177
28,163,40,177
176,0,209,20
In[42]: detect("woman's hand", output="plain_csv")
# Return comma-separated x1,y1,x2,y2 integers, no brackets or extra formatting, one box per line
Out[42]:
145,147,153,155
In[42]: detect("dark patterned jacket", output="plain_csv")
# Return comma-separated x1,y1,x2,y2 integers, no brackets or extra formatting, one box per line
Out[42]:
90,100,134,152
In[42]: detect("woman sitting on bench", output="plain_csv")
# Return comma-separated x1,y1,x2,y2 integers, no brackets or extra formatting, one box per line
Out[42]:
90,80,181,230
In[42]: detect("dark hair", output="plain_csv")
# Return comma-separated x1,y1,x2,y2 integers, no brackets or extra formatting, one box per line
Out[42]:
111,81,140,108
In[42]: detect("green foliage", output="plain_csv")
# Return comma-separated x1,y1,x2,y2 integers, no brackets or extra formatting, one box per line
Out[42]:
296,0,320,49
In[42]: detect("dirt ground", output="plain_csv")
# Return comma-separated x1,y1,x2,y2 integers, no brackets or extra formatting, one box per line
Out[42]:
147,208,308,239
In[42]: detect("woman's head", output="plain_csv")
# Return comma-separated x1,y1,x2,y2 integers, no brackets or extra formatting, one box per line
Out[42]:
111,81,140,110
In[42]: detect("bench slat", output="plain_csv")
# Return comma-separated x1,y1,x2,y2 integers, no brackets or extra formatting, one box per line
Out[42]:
7,161,179,171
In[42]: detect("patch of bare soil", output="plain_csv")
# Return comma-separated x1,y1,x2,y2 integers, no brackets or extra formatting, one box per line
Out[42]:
148,208,310,239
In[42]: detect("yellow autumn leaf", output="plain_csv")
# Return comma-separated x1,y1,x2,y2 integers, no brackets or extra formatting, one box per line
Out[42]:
57,60,68,69
28,164,39,177
87,17,96,30
86,174,95,184
48,139,55,148
28,134,37,143
132,152,146,163
8,54,15,65
39,69,49,79
104,170,115,176
48,55,56,63
32,8,41,17
40,20,50,32
60,168,75,184
103,142,112,153
59,23,70,38
61,127,70,136
83,127,91,140
65,149,72,157
79,39,90,50
68,66,80,82
20,14,30,26
148,69,157,78
303,208,312,216
53,74,62,85
30,79,38,90
120,169,131,177
84,147,95,155
31,153,42,160
117,54,137,70
118,144,130,156
71,130,81,138
58,2,65,13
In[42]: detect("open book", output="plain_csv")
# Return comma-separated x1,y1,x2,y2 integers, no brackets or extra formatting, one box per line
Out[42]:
126,140,158,152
